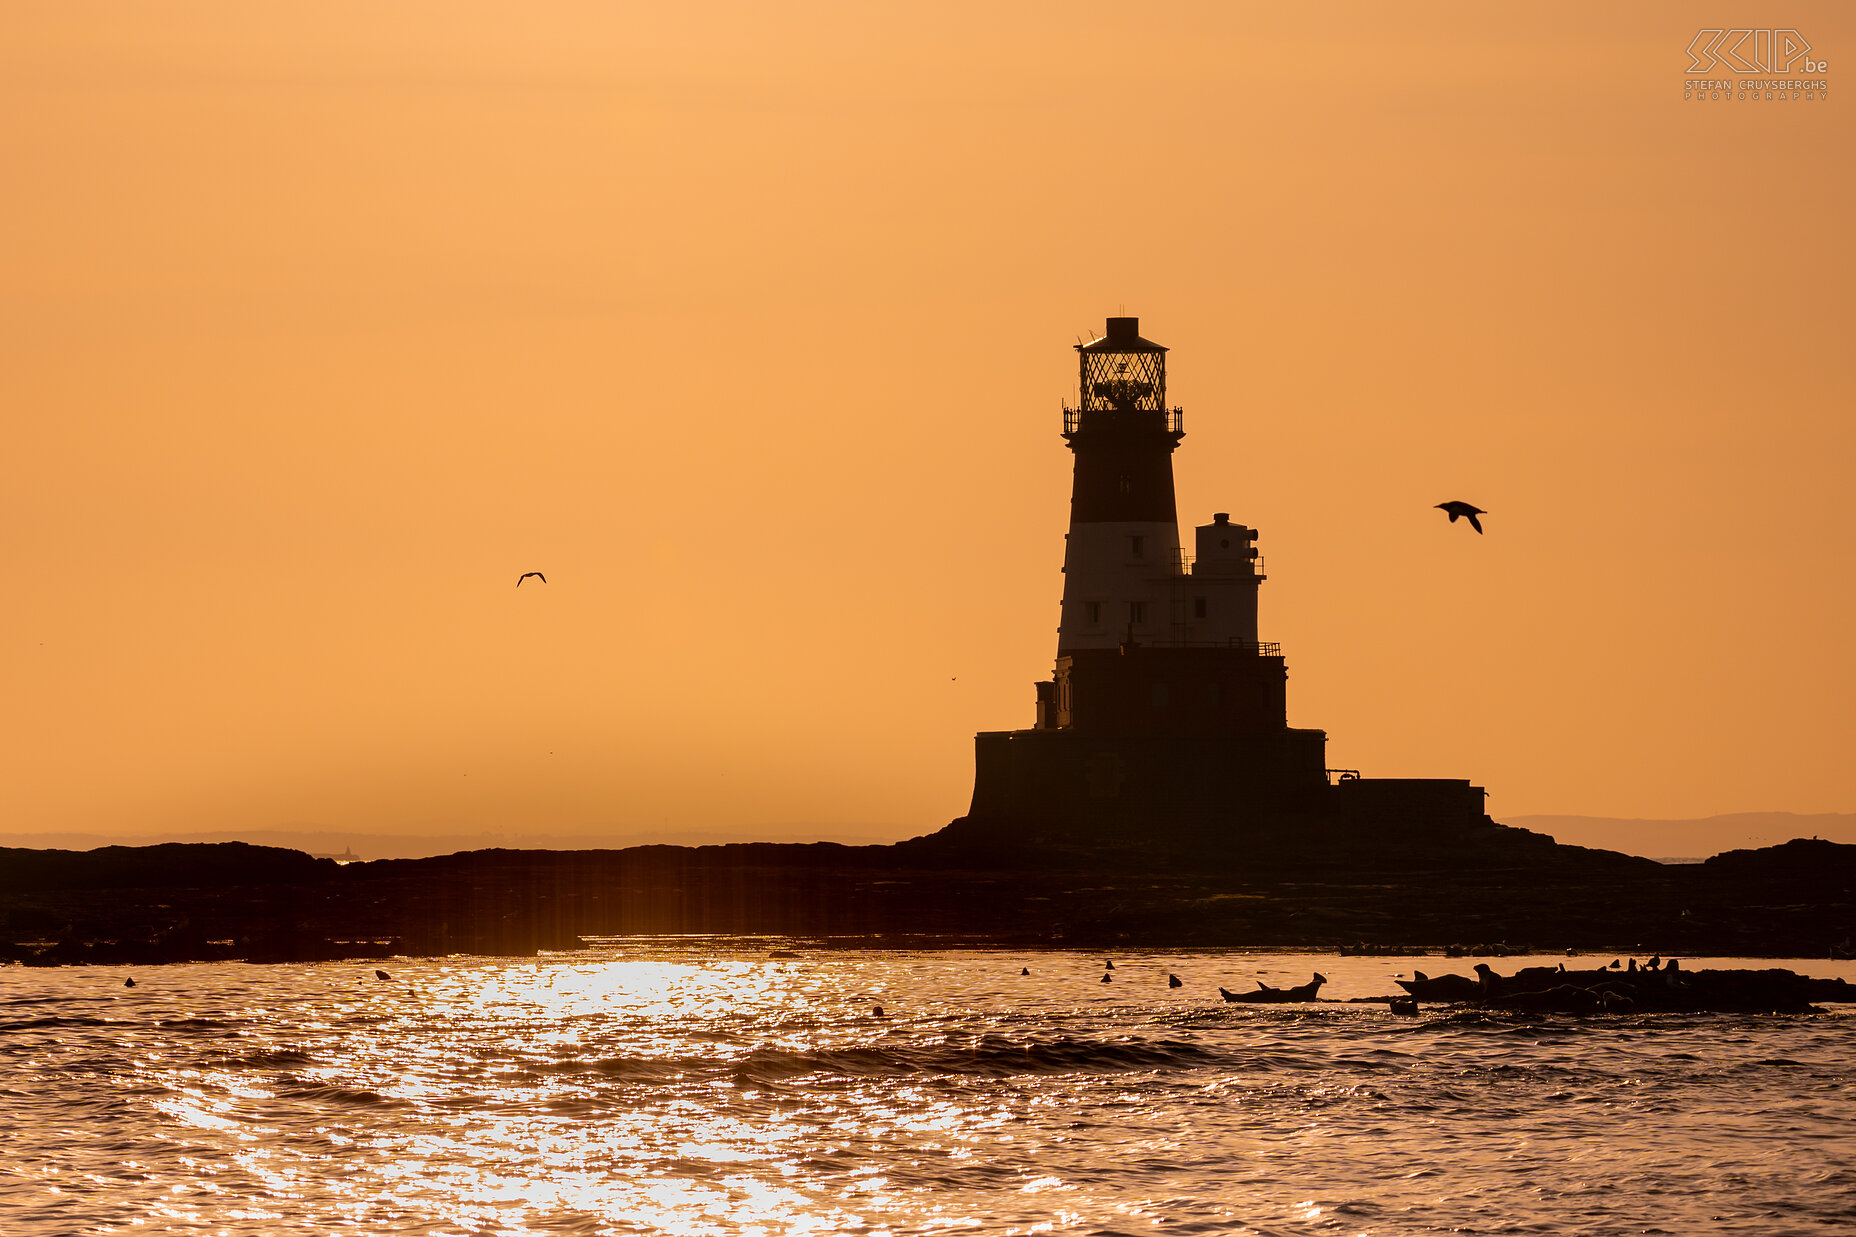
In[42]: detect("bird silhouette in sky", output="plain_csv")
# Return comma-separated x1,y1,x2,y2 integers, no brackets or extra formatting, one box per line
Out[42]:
516,572,547,587
1435,501,1486,534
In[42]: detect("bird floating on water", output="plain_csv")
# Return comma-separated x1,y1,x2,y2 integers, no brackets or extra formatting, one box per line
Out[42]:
374,969,391,982
1435,501,1486,534
1167,973,1182,988
516,572,547,586
123,978,135,988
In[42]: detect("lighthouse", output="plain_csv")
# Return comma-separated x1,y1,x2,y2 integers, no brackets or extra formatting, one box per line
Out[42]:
952,315,1489,850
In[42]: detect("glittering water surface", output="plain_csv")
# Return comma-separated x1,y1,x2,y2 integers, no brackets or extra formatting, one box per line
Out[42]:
3,946,1854,1235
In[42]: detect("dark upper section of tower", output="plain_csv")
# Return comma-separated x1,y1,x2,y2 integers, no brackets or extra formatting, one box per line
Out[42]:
1061,315,1183,518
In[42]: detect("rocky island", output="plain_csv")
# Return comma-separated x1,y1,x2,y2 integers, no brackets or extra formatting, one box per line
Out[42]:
1,828,1850,966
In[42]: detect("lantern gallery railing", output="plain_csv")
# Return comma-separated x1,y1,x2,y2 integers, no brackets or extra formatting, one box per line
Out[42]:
1062,404,1184,435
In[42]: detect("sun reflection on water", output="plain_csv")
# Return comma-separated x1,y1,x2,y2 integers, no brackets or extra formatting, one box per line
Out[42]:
227,949,959,1233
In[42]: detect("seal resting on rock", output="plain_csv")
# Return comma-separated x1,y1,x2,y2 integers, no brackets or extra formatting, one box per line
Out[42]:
1397,971,1481,1001
1218,973,1326,1003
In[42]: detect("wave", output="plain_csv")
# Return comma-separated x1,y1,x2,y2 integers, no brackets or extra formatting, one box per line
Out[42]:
0,1016,126,1032
740,1035,1229,1080
0,1014,255,1035
217,1047,319,1069
269,1076,395,1107
514,1034,1239,1084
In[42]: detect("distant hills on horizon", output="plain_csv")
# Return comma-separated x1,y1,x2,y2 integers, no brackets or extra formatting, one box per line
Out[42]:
1503,812,1856,860
2,813,1849,864
0,825,918,862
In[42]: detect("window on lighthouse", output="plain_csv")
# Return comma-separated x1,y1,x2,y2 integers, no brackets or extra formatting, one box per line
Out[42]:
1086,601,1101,624
1130,535,1145,557
1194,597,1208,619
1129,601,1146,623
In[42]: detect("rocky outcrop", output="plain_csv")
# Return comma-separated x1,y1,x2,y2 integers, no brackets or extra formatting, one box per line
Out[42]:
0,842,335,892
1389,960,1856,1015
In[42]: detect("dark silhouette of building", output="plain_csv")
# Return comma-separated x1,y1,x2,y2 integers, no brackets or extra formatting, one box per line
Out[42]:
960,317,1486,849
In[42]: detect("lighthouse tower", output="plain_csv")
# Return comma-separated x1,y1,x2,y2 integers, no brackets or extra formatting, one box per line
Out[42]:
1033,317,1286,737
1054,318,1267,658
1056,317,1185,651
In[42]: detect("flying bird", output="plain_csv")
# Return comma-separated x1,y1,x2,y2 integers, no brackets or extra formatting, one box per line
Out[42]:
516,572,547,587
1435,501,1486,534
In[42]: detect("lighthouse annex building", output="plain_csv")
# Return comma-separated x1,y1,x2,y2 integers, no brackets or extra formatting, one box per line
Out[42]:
958,317,1489,848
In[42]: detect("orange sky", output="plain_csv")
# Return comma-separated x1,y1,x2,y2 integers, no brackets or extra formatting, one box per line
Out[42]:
2,2,1851,847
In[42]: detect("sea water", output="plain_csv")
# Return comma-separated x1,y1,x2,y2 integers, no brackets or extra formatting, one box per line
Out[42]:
2,944,1853,1235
